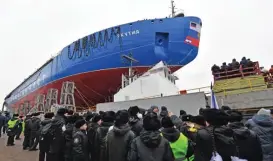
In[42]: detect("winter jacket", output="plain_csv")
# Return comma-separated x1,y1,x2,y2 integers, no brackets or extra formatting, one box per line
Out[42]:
94,121,114,161
87,122,100,161
39,118,52,152
194,126,237,161
246,114,273,161
24,118,32,136
64,123,75,159
129,117,143,136
0,115,5,127
228,122,263,161
128,130,174,161
30,117,41,135
161,128,194,160
106,124,135,161
72,129,89,161
49,115,66,154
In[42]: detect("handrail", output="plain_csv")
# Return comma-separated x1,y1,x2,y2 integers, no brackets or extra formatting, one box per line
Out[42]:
213,62,260,80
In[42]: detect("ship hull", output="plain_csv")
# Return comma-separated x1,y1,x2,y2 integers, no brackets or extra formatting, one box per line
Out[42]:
4,16,202,114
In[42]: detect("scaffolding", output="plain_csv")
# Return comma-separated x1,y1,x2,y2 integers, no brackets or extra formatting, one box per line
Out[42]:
24,101,31,115
34,94,45,112
60,81,76,111
45,88,58,112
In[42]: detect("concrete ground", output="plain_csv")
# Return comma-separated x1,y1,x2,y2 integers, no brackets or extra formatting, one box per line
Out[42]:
0,135,38,161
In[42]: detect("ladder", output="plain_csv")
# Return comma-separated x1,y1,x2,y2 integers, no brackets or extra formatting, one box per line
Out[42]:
45,88,58,112
34,94,45,112
60,81,76,111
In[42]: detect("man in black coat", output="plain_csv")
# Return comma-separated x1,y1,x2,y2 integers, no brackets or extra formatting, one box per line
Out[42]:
64,115,77,161
23,114,32,150
128,112,174,161
29,112,41,151
39,112,55,161
106,110,135,161
72,119,89,161
128,106,143,137
227,110,263,161
0,112,5,137
194,108,237,161
87,113,101,161
48,108,68,161
15,116,24,140
94,111,115,161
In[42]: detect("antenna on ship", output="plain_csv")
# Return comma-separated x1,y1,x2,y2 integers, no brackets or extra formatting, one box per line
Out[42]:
170,0,185,18
121,53,139,88
170,0,176,18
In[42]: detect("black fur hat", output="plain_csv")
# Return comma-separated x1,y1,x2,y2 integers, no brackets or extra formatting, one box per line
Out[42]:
13,114,19,117
190,115,206,126
102,111,116,122
32,112,40,117
115,110,129,126
161,116,174,128
57,108,68,116
201,109,229,126
128,106,140,117
75,119,86,128
143,112,160,131
226,110,243,122
44,112,55,119
92,113,102,123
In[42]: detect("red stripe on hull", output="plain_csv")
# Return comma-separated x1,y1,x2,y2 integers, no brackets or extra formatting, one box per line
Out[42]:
184,36,199,47
10,66,182,112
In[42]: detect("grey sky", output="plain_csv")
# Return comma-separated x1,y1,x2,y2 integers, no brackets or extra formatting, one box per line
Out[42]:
0,0,272,106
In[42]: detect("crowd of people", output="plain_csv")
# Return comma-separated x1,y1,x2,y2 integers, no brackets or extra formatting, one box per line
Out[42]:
211,57,255,79
1,105,273,161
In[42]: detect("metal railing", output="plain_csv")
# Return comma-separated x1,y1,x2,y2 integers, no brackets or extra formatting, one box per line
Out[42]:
213,62,261,80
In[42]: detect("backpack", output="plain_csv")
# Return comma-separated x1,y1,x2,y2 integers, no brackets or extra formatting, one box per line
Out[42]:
40,123,53,139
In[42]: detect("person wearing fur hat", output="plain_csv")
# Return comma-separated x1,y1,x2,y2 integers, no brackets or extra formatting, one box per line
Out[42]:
94,111,115,161
72,119,88,161
194,108,237,161
128,112,174,161
227,110,263,161
63,115,78,161
106,110,135,161
48,108,68,161
29,112,42,151
39,112,54,161
6,113,19,146
159,106,168,120
128,106,143,136
246,108,273,161
23,113,32,150
87,113,101,161
15,115,24,140
161,116,194,161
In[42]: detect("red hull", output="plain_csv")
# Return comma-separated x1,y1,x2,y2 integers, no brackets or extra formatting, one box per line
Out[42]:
10,66,181,112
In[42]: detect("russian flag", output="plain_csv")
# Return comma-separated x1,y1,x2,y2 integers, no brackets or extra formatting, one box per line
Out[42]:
210,82,219,109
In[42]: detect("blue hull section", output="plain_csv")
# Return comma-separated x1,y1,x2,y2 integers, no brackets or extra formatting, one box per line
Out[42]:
5,16,202,106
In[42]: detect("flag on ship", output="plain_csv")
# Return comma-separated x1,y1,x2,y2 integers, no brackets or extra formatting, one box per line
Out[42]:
210,82,219,109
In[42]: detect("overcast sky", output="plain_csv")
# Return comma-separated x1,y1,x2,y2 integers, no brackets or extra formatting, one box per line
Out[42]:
0,0,272,106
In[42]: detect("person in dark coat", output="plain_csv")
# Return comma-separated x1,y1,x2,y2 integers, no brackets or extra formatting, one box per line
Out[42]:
39,112,54,161
15,116,24,140
159,106,168,120
106,110,135,161
29,112,42,151
246,108,273,161
128,112,174,161
194,108,237,161
48,108,68,161
0,112,5,137
87,113,101,161
72,119,89,161
178,110,187,120
64,115,78,161
94,111,115,161
227,110,263,161
161,116,194,160
23,114,32,150
3,112,11,134
128,106,143,136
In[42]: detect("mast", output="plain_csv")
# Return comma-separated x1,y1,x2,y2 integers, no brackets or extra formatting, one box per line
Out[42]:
170,0,175,18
